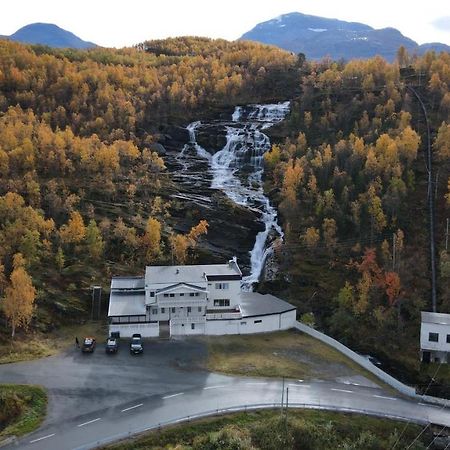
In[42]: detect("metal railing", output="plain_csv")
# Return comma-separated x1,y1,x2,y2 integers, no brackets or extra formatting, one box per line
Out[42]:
80,402,430,450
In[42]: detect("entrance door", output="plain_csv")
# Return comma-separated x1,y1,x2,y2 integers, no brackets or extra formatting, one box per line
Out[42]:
422,351,431,363
159,320,170,339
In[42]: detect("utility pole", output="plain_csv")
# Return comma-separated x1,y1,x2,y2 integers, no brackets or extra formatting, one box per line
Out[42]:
280,377,285,414
392,233,396,271
406,86,437,312
446,218,449,252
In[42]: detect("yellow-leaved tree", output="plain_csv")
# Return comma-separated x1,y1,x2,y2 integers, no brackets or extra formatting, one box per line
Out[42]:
143,217,162,262
59,211,86,244
3,253,36,338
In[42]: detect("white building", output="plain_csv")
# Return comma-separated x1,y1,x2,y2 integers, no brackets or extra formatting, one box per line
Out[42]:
420,311,450,363
108,259,296,338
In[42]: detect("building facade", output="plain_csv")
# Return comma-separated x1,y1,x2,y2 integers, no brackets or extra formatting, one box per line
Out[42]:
420,311,450,363
108,259,296,338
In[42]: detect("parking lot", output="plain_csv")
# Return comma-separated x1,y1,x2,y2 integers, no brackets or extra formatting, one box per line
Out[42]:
0,337,217,427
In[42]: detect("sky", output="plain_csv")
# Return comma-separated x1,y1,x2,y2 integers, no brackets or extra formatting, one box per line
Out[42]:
1,0,449,48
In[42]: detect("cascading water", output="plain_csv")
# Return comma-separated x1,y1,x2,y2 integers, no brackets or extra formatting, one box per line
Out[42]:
178,101,290,290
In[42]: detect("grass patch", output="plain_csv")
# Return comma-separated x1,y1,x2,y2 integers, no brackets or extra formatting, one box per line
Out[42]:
0,321,107,364
100,409,432,450
0,384,47,441
204,329,385,386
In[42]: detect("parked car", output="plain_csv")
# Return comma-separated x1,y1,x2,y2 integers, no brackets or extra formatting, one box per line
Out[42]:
362,354,382,368
81,337,96,353
130,334,143,355
105,337,119,354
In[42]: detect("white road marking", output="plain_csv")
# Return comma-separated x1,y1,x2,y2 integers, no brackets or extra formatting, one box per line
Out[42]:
30,433,55,443
288,384,311,388
77,417,101,427
373,395,397,401
297,379,304,382
203,385,227,390
419,402,441,408
163,392,184,399
121,403,143,412
331,388,354,394
245,382,268,385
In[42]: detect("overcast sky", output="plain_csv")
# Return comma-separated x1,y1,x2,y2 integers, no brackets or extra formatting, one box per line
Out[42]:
1,0,449,48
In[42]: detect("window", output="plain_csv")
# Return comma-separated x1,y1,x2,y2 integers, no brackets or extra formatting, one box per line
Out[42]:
214,299,230,307
189,293,195,297
241,322,247,325
254,320,262,324
215,282,229,290
169,293,175,298
187,307,192,313
161,308,165,313
429,332,439,342
198,307,202,312
180,293,184,297
171,307,176,313
163,294,169,297
195,292,199,296
150,291,155,297
446,334,450,344
191,323,195,330
152,308,158,314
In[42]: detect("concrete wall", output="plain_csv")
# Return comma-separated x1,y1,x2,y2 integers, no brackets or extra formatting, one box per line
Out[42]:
294,321,418,397
170,321,206,336
109,322,158,338
205,310,296,335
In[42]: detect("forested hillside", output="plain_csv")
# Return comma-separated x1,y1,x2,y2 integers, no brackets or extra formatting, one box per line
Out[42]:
0,38,298,335
262,49,450,389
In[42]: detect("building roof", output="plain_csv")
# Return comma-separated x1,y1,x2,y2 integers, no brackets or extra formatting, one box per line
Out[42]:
421,311,450,325
239,292,296,318
145,260,241,286
108,291,146,316
111,276,145,290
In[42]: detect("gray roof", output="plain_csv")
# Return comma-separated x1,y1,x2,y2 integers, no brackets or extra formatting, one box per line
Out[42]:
421,311,450,325
239,292,296,318
108,291,146,316
111,277,145,290
146,261,241,286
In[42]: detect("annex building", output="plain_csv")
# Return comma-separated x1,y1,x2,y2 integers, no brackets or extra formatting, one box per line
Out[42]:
420,311,450,364
108,259,296,337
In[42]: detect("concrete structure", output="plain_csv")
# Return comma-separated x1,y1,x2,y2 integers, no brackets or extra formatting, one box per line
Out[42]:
108,259,296,338
420,311,450,363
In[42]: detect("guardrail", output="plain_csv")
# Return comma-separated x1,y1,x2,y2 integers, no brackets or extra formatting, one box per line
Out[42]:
80,402,429,450
294,321,450,407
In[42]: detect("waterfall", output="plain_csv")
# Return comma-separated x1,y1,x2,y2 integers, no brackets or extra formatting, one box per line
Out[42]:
179,102,290,290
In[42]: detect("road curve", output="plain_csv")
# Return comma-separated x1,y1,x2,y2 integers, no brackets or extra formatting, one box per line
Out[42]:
5,378,450,450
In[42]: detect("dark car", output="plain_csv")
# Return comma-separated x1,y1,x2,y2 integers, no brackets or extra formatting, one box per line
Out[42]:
105,337,119,354
81,337,96,353
130,334,143,355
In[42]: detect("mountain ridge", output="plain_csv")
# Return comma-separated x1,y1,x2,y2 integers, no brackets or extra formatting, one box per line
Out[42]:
4,23,96,49
240,12,450,61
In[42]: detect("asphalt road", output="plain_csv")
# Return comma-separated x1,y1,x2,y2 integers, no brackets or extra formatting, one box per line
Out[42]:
0,338,448,450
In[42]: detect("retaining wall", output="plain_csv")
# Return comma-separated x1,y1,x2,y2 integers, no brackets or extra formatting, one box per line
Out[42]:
294,321,449,406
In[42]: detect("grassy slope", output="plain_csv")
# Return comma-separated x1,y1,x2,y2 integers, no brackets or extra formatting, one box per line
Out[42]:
100,409,431,450
204,329,387,389
0,321,107,364
0,385,47,440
